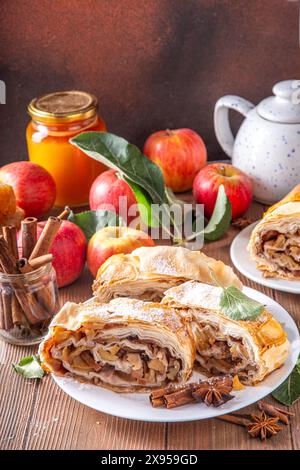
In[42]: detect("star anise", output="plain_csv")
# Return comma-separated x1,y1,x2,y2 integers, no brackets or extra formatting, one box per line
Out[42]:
247,411,282,440
192,375,234,407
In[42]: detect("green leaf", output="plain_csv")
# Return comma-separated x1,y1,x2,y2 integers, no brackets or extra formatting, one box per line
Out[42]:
219,286,265,321
70,132,167,206
185,184,231,243
124,178,160,228
165,187,186,208
203,185,232,241
70,132,183,240
68,209,125,241
12,355,44,379
272,356,300,406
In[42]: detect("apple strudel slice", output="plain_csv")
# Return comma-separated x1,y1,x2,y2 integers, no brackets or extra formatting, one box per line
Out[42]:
162,281,289,384
248,183,300,279
93,245,242,302
39,298,195,392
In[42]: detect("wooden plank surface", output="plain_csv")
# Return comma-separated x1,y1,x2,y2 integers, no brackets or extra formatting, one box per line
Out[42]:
0,202,299,450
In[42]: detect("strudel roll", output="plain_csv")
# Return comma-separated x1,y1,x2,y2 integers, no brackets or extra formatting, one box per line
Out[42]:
93,245,242,302
162,281,289,384
39,298,195,392
248,183,300,279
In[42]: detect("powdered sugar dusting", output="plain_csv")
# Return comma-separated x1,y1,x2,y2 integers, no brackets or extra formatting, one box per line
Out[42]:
134,246,189,277
79,297,184,331
163,281,223,310
148,256,179,276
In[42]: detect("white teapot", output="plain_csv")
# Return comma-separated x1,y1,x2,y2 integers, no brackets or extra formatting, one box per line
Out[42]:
214,80,300,204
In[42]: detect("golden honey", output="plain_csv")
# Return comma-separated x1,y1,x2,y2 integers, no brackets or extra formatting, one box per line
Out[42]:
26,91,107,207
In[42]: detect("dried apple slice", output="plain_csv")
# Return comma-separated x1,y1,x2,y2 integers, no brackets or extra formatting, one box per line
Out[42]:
0,183,16,216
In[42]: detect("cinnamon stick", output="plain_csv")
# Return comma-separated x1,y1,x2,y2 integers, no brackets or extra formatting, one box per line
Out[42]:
29,216,62,260
17,254,53,273
3,294,13,330
164,387,198,409
258,400,294,425
0,235,18,274
3,225,19,260
217,414,251,427
0,295,4,329
150,397,165,408
11,295,25,325
38,281,58,316
0,236,18,329
21,217,37,258
57,206,71,220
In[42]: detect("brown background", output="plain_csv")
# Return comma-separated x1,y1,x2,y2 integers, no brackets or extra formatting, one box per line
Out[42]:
0,0,299,164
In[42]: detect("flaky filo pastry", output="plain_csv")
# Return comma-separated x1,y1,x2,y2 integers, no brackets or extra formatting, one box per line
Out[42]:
162,281,289,385
93,245,242,303
39,298,195,392
248,183,300,280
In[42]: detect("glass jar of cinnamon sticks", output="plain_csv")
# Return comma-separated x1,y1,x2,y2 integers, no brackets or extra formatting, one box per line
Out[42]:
0,208,69,345
0,262,59,345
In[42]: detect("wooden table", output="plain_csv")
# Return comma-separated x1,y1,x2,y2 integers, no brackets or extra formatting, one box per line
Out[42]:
1,202,299,450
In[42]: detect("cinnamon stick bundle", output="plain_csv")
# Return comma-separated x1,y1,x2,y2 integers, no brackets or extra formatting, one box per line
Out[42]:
0,236,47,326
150,383,199,409
150,376,235,410
17,254,57,317
0,208,69,335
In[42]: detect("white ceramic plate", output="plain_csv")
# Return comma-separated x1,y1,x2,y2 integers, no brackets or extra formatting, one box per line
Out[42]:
53,287,300,422
231,222,300,294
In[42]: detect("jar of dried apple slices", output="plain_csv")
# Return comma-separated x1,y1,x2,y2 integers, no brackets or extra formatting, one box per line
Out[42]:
0,262,59,345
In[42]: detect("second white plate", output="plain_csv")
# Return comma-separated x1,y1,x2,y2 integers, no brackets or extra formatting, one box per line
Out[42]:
231,222,300,294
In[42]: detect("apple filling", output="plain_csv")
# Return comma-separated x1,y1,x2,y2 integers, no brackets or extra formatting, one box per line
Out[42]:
49,330,183,389
192,322,258,382
259,230,300,274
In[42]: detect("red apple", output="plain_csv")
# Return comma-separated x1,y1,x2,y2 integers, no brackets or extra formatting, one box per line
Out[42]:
87,226,155,277
89,170,137,223
143,128,207,192
17,220,87,287
193,163,253,219
0,161,56,217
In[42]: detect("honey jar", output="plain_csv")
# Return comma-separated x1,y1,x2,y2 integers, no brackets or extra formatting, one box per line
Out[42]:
26,91,107,207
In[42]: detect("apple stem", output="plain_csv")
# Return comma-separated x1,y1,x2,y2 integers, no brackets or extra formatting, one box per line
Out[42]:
219,165,226,175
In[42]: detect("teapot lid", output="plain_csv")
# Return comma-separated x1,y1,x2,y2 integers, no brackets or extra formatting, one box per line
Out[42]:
257,80,300,124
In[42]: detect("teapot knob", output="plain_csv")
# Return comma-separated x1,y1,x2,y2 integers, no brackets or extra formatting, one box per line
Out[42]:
272,80,300,101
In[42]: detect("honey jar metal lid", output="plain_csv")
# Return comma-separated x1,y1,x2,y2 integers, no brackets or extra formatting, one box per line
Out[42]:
28,90,98,123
